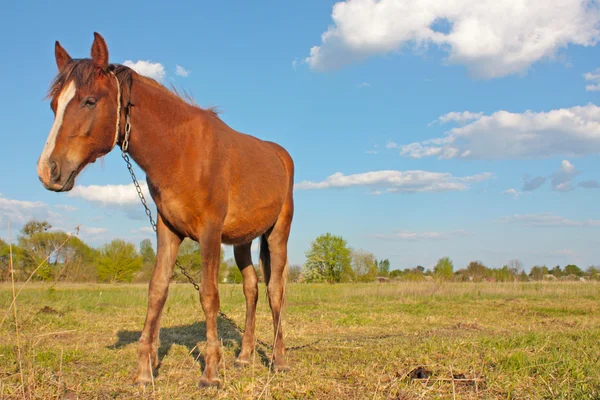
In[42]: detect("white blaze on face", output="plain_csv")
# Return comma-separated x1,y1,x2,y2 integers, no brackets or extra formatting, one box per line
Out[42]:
37,80,77,182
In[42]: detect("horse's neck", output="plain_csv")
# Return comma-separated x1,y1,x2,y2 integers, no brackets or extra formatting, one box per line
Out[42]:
126,77,198,185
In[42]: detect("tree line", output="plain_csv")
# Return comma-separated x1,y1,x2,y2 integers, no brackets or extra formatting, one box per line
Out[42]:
1,222,598,284
0,220,241,284
301,233,600,283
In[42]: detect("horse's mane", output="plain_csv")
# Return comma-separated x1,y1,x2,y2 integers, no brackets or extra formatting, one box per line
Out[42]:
47,59,220,118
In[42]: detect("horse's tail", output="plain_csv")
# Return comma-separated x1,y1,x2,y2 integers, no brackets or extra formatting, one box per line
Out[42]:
259,234,271,285
259,233,288,314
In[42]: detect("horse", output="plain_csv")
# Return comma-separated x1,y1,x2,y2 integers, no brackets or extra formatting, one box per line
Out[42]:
37,32,294,387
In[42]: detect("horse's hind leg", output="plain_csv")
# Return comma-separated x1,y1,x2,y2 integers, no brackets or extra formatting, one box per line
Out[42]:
233,242,259,367
134,214,182,384
262,197,293,372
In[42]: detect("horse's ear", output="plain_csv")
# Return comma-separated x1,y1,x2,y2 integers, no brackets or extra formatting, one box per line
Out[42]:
55,41,72,72
91,32,109,71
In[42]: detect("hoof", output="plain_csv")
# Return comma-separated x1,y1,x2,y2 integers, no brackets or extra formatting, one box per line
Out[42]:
234,358,251,368
133,373,152,385
134,381,148,390
199,377,221,388
273,362,290,373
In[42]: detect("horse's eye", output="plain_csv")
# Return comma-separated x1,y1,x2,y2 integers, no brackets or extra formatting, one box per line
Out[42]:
84,97,97,108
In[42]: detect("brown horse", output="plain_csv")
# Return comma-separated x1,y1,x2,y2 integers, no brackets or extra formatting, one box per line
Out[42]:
37,32,294,387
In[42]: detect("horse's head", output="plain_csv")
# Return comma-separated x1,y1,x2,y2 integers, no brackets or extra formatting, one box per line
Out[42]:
38,32,121,192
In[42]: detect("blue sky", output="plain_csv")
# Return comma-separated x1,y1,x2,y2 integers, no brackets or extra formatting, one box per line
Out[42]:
1,0,599,271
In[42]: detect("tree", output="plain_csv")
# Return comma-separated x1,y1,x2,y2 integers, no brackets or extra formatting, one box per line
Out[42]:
586,266,599,280
389,269,404,278
97,239,142,283
518,270,529,281
550,265,562,278
564,264,583,277
288,264,303,283
303,233,352,283
21,220,52,237
58,236,98,282
433,257,453,281
492,265,514,282
176,238,203,281
174,239,228,282
140,239,156,265
529,265,549,281
0,239,13,281
224,258,243,284
135,239,157,282
466,261,489,281
18,220,70,281
377,259,390,277
352,249,377,282
227,265,243,283
508,259,524,276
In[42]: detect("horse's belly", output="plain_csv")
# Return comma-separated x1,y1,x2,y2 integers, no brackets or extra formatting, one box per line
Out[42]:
221,202,282,245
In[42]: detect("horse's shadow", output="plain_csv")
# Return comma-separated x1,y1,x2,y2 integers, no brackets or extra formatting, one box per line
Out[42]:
107,316,270,374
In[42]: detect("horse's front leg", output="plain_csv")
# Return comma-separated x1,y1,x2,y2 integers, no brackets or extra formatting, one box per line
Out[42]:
198,222,223,387
134,214,182,384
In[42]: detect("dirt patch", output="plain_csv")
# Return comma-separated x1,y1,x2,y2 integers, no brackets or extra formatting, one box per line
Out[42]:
38,306,64,316
408,366,432,379
453,322,482,331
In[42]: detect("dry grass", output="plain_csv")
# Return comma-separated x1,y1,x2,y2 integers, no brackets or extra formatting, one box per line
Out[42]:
1,281,599,399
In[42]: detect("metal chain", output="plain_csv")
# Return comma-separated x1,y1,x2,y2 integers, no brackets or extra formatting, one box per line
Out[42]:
120,109,200,292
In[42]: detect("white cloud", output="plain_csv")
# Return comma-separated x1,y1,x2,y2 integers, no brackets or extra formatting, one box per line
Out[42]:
55,204,78,212
68,183,152,207
124,60,166,82
175,65,191,78
502,188,520,199
434,111,484,125
134,227,154,234
397,104,600,159
497,213,600,227
551,160,579,192
386,141,399,149
80,227,108,236
305,0,600,78
584,68,600,91
68,183,155,221
131,227,155,235
356,82,371,88
372,229,468,241
0,194,51,227
294,170,492,193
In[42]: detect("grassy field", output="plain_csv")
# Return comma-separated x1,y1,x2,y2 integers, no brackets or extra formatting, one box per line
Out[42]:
0,281,599,399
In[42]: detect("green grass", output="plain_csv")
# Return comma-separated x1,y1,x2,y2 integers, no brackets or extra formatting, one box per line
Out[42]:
1,281,599,399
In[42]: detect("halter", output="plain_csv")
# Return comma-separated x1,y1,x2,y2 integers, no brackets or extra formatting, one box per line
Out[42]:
109,71,132,153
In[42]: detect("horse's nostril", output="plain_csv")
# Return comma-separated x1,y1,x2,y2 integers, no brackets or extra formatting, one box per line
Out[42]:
49,161,60,182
